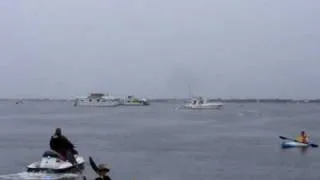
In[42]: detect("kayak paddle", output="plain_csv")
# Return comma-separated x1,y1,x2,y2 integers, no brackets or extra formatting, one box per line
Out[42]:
89,156,99,174
279,136,319,148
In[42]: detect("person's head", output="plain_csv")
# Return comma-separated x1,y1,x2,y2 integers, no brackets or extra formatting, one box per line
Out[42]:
301,131,305,136
98,164,110,176
55,128,62,136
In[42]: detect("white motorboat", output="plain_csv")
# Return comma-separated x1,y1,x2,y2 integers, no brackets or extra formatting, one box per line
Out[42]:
15,100,24,104
74,93,121,107
26,150,85,173
182,97,223,109
120,96,149,106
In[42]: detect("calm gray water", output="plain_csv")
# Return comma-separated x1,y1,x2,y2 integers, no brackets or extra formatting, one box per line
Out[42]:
0,101,320,180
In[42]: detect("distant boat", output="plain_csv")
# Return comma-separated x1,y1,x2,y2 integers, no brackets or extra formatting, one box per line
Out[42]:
182,96,223,110
15,100,24,104
120,95,149,106
74,93,121,107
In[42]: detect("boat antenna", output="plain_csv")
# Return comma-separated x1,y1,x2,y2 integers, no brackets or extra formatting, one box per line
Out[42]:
188,84,192,99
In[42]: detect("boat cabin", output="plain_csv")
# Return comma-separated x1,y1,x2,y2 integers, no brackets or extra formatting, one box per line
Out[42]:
89,93,105,98
85,93,119,102
192,97,204,105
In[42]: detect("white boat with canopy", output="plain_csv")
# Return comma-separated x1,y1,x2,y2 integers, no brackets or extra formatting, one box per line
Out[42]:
182,97,223,109
74,93,121,107
120,95,149,106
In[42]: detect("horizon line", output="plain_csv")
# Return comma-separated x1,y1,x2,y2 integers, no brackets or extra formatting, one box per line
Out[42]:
1,97,320,101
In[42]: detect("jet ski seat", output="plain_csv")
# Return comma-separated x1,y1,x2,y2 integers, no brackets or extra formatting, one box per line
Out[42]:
43,150,65,161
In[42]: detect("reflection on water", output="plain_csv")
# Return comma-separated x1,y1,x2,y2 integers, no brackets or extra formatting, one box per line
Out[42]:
299,147,309,155
0,172,82,180
280,146,311,155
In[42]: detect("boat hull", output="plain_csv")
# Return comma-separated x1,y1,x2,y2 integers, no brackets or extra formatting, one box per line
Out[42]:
120,97,149,106
74,100,120,107
121,101,149,106
122,103,148,106
281,141,309,148
74,102,120,107
27,163,85,173
183,103,223,110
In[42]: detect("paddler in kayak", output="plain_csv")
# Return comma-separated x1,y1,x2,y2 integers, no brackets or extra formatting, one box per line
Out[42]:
296,131,309,144
95,164,111,180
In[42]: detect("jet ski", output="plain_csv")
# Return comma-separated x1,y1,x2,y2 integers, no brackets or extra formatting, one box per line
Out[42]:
26,150,85,173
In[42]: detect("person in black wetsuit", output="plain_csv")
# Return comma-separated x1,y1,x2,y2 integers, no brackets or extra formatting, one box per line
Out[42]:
49,128,77,161
95,164,111,180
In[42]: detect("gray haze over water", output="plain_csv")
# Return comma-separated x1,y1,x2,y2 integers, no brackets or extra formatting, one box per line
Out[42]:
0,0,320,99
0,101,320,180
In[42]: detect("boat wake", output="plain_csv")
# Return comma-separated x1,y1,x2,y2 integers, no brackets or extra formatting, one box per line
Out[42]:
0,172,80,180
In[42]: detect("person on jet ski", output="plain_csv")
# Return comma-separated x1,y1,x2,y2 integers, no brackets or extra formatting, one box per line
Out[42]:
296,131,309,144
50,128,78,160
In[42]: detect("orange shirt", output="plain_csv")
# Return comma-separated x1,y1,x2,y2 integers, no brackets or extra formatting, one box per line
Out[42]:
296,135,309,143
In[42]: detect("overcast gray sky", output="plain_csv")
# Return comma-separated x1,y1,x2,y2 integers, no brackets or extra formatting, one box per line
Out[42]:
0,0,319,99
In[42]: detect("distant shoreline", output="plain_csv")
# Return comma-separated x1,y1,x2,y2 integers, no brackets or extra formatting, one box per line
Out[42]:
1,98,320,103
